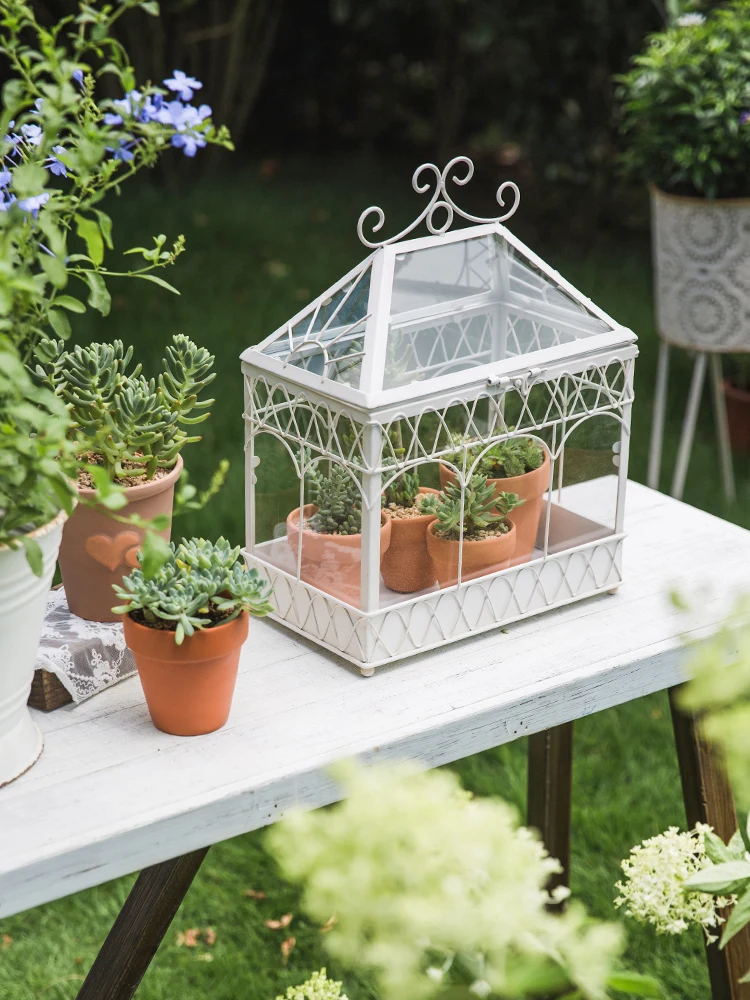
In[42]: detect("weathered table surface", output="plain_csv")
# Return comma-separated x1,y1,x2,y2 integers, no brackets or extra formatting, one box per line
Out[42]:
1,481,747,921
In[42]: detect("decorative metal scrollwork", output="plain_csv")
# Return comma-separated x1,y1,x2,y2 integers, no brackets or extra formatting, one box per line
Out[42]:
356,155,520,249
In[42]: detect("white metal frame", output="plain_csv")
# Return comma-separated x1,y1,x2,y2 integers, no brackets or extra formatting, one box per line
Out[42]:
241,157,638,673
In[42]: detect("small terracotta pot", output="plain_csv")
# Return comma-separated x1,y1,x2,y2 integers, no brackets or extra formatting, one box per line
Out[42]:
286,504,391,606
381,487,439,594
58,455,183,623
122,610,248,736
724,379,750,453
426,518,517,589
439,451,550,565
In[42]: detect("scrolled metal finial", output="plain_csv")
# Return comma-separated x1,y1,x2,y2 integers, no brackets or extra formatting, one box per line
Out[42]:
356,155,520,250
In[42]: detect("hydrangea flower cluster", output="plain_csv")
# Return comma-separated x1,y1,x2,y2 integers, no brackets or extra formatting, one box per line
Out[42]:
275,970,348,1000
615,824,732,942
268,761,628,1000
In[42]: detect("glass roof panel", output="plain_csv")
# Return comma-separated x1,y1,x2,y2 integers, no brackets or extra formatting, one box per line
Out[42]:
259,266,371,389
383,232,613,391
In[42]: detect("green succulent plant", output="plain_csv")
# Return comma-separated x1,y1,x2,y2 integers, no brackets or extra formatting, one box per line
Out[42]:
383,468,420,508
419,474,524,541
445,433,544,480
306,464,362,535
33,333,215,480
111,536,274,645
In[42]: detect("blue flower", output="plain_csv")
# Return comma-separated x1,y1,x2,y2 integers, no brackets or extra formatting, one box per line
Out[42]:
105,90,161,126
45,145,67,177
0,191,17,212
106,138,136,162
17,191,49,216
103,111,124,126
163,70,203,102
72,69,85,88
0,169,11,189
30,98,44,115
20,123,43,146
741,112,750,125
170,132,206,157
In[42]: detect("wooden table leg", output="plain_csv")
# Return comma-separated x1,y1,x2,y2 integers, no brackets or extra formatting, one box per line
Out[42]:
527,722,574,909
670,687,750,1000
76,847,209,1000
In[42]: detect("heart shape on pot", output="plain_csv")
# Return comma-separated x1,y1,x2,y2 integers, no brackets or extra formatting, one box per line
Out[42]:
84,531,141,571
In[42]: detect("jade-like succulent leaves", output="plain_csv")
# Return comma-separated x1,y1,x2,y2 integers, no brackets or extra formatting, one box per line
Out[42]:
33,333,215,480
445,433,544,480
307,465,362,535
112,536,274,645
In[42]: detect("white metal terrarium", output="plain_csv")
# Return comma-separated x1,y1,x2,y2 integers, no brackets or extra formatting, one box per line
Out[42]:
241,157,637,675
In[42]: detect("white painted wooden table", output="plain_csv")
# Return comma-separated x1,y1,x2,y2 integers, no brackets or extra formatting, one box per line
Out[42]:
2,481,749,1000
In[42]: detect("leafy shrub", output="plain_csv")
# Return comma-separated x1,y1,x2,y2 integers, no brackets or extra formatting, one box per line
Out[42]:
33,334,215,481
112,536,273,644
445,434,544,479
0,342,75,570
617,2,750,198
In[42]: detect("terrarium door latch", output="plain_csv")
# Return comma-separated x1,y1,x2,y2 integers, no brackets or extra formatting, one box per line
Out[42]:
488,367,543,394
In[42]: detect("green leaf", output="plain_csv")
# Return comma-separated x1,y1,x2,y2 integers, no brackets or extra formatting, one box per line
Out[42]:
82,271,111,316
47,308,71,341
721,886,750,948
141,1,160,14
684,861,750,893
607,972,662,997
12,163,47,199
75,215,104,266
149,513,170,532
40,253,68,289
53,295,86,314
133,273,180,295
93,209,114,250
20,536,43,577
140,530,171,580
704,829,737,866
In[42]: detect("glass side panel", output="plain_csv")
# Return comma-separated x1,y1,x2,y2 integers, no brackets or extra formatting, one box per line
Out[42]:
259,267,371,389
384,233,614,391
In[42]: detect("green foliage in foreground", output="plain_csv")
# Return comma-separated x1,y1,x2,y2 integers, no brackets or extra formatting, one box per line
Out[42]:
617,1,750,198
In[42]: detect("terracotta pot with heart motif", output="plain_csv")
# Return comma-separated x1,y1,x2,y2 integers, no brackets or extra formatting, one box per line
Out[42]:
58,456,183,622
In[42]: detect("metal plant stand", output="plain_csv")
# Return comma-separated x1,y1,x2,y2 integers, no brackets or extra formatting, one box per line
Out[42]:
648,346,736,501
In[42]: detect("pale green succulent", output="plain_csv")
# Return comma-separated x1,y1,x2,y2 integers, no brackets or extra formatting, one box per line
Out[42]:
111,536,273,645
306,464,362,535
33,333,215,480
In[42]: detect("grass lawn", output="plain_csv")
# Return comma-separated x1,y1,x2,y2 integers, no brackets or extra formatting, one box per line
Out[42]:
2,156,748,999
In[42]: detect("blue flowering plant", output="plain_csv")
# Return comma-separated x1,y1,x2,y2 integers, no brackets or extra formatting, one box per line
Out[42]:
0,0,232,358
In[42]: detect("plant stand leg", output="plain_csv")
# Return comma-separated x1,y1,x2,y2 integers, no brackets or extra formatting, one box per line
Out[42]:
648,341,670,491
671,351,707,501
527,723,573,910
76,847,210,1000
669,688,750,1000
709,354,736,502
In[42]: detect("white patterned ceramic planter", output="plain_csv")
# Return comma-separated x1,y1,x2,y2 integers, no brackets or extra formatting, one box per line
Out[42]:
651,186,750,351
0,509,67,787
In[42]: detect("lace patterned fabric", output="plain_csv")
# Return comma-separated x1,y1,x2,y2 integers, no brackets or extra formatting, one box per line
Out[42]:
35,588,136,703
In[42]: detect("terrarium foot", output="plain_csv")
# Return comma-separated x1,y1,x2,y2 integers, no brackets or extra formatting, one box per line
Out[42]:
360,667,375,677
607,587,619,595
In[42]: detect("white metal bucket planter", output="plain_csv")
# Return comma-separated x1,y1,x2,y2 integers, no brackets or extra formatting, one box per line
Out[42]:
0,509,66,786
242,157,637,674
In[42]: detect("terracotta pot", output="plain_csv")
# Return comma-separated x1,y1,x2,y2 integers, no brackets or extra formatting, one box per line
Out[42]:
58,455,183,623
439,451,550,564
381,487,439,594
122,610,248,736
286,504,391,606
426,518,517,589
724,379,750,453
